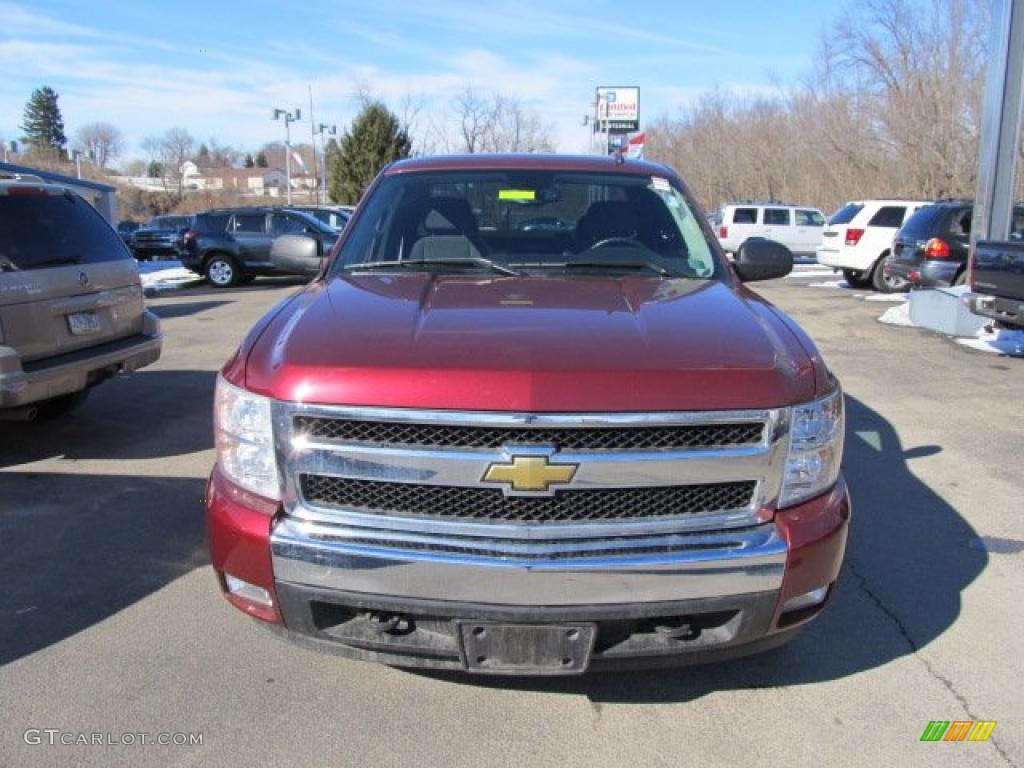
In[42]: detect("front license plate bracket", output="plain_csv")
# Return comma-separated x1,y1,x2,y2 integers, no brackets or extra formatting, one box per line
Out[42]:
457,622,596,675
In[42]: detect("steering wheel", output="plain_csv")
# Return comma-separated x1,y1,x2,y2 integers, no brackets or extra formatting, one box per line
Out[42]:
589,236,643,250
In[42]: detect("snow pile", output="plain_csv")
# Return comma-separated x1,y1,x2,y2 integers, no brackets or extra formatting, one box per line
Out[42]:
956,326,1024,357
138,260,199,294
878,302,915,327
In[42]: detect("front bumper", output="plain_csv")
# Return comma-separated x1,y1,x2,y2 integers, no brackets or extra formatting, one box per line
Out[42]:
207,468,850,672
0,311,162,408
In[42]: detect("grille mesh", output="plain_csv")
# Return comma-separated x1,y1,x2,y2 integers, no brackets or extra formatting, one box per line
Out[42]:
293,416,764,452
300,475,756,523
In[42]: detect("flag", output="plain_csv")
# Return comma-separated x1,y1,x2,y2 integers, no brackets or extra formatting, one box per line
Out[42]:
626,132,646,160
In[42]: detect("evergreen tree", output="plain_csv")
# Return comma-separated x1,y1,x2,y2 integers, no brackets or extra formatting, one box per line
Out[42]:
329,101,411,204
255,151,268,168
243,153,255,168
20,86,67,156
196,143,211,167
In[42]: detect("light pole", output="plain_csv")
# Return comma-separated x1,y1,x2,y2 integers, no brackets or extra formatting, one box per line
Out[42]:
272,107,301,204
314,123,336,205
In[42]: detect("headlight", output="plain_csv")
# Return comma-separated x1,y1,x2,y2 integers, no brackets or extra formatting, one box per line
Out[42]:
214,375,281,501
779,388,844,508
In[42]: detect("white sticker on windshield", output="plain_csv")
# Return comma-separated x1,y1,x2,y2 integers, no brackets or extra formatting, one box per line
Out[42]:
651,176,671,192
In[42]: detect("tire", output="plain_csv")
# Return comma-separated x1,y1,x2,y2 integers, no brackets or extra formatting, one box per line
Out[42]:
843,269,870,288
870,253,905,293
35,390,89,420
205,254,241,288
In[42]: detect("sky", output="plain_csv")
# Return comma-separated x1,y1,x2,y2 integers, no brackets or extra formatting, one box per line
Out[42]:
0,0,844,162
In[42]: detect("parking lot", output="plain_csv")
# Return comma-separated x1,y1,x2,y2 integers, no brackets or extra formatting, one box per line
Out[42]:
0,269,1020,768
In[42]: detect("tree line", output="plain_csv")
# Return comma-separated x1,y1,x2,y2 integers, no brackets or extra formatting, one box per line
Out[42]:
646,0,1023,214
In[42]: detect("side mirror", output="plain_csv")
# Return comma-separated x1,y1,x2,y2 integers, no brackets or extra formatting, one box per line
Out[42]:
271,234,322,277
734,238,793,282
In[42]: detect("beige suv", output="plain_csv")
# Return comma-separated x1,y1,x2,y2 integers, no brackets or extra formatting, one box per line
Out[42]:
0,180,162,420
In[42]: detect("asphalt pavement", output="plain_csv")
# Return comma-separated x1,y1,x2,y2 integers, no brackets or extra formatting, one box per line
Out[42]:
1,269,1021,768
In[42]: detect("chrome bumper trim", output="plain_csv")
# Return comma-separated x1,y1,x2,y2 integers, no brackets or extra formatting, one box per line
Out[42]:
270,518,787,606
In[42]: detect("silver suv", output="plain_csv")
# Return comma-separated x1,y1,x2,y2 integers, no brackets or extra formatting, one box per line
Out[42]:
0,180,162,420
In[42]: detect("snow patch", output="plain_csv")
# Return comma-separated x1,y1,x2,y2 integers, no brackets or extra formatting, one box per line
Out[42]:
878,303,915,327
864,293,909,303
807,279,851,289
956,327,1024,357
138,260,200,294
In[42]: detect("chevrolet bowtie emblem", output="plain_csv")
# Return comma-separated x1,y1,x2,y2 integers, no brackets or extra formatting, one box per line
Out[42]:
483,454,578,494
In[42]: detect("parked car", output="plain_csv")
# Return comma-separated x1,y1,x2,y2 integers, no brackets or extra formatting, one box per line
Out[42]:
289,205,352,232
132,214,192,261
816,199,929,292
966,208,1024,329
182,207,340,287
885,201,1024,289
116,220,140,248
716,202,826,258
0,180,161,420
207,154,850,675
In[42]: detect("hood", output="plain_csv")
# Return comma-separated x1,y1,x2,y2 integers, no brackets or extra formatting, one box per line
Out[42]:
243,273,817,411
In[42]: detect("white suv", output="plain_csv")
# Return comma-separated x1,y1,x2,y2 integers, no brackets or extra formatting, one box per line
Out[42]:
716,203,826,258
816,199,929,291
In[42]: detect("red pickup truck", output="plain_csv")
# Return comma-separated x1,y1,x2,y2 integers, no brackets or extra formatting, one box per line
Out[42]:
206,154,849,675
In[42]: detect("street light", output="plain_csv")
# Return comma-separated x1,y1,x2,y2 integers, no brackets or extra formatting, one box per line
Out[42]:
271,107,301,204
314,123,336,206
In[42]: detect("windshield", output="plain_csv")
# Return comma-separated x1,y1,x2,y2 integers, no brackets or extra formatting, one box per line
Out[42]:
333,171,721,279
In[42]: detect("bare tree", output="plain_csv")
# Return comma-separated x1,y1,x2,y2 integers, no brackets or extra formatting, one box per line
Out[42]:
445,88,554,153
646,0,992,214
75,122,124,170
140,128,196,196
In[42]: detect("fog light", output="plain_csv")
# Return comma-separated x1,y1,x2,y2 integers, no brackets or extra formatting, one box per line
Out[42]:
781,586,828,613
224,573,273,607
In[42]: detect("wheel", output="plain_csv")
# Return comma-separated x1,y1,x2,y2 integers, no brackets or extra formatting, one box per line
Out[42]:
205,255,241,288
34,390,90,420
842,269,870,288
870,254,904,293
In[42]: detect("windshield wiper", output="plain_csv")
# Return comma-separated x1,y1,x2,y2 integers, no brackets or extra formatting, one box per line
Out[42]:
557,260,672,276
345,257,524,277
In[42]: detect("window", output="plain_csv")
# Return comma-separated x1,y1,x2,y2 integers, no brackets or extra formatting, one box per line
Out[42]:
271,213,309,235
796,209,825,226
868,206,907,228
333,170,721,280
764,208,790,226
0,192,132,270
732,207,757,224
829,203,864,225
231,213,266,233
948,209,972,237
200,213,231,233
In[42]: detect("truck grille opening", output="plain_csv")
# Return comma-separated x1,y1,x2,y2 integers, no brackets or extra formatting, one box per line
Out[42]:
299,475,757,523
293,416,765,452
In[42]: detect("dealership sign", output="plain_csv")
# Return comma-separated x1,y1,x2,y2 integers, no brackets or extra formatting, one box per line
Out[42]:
596,87,639,132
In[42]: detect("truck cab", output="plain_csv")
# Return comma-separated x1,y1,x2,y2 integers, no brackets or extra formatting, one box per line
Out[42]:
206,155,850,675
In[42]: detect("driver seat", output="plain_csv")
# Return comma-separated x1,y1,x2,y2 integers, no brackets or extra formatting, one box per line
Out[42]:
407,197,483,261
575,201,639,250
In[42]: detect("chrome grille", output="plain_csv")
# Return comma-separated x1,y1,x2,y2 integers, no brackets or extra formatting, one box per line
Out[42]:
274,404,787,558
300,475,757,523
293,415,764,451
